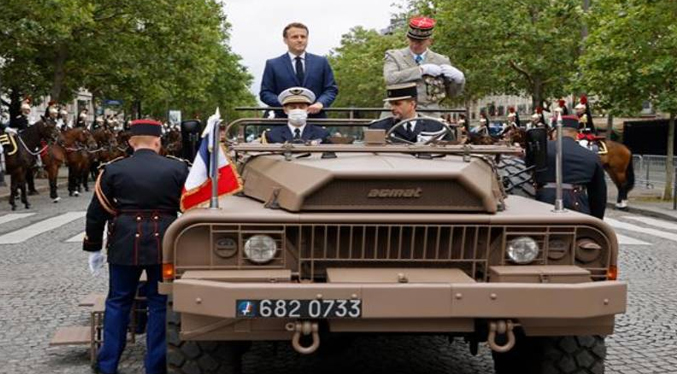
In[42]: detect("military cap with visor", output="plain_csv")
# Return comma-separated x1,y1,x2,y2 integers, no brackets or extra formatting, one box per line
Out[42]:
384,82,418,102
407,16,436,40
560,115,580,130
130,119,163,137
278,87,316,106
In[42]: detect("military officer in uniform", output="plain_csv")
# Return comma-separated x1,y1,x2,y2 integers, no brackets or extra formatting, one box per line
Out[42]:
369,82,446,143
535,115,607,219
83,119,189,374
383,16,465,117
265,87,330,143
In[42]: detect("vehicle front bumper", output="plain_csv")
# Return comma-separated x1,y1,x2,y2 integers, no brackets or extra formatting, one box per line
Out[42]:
168,273,626,321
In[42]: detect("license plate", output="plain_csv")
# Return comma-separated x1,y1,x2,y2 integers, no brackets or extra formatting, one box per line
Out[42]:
236,299,362,318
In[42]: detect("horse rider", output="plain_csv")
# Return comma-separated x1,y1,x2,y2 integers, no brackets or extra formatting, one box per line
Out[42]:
83,119,189,374
369,82,448,143
8,101,40,195
46,105,59,126
500,107,521,136
475,114,490,136
575,95,598,149
9,101,31,133
535,115,607,219
58,108,69,130
383,16,465,118
75,109,88,128
92,116,104,130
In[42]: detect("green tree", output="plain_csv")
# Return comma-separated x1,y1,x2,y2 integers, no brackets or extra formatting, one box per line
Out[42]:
579,0,677,199
0,0,254,120
328,26,402,112
404,0,584,109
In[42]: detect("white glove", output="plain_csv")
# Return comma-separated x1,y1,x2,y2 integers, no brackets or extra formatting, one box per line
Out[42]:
88,251,105,276
441,64,465,83
420,64,442,77
5,127,17,134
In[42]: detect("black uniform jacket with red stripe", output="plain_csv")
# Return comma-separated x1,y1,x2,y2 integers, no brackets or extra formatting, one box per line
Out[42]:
83,149,189,265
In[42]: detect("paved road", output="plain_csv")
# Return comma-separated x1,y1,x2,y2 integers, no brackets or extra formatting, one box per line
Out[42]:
0,192,676,374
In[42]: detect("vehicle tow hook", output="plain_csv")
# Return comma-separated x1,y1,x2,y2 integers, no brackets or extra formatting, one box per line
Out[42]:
487,320,516,353
286,321,320,355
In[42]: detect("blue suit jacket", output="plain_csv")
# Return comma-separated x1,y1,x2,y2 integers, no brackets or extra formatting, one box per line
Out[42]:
265,124,330,144
259,53,338,117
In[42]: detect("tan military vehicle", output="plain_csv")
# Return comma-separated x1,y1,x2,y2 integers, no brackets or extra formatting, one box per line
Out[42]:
160,117,626,374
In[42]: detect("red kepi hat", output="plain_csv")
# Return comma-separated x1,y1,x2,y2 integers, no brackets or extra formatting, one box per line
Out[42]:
407,16,436,40
130,119,162,137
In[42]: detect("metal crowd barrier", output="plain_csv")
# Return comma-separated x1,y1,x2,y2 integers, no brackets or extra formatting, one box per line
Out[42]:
632,155,677,189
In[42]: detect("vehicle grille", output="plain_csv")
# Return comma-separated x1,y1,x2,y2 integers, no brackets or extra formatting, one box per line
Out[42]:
283,224,612,281
176,224,613,282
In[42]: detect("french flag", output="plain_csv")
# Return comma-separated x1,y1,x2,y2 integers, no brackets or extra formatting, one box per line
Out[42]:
180,108,242,211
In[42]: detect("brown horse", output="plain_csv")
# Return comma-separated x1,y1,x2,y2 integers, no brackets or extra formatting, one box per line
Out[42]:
1,120,59,210
41,133,67,203
464,131,497,145
162,127,182,157
599,140,635,209
88,127,120,181
58,128,98,196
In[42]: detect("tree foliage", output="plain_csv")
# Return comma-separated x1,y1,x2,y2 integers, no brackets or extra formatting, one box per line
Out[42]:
430,0,584,108
0,0,254,119
579,0,677,198
328,27,402,110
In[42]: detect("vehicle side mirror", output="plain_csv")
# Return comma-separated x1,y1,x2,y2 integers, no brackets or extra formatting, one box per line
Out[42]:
525,128,548,172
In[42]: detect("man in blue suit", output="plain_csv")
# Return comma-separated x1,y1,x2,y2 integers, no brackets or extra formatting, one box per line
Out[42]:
265,87,329,144
260,22,338,118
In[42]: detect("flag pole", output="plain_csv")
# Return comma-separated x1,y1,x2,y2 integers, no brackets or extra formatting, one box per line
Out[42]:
209,116,220,209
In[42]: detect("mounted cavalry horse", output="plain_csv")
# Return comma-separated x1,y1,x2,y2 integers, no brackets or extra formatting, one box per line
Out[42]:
40,127,98,201
0,120,59,210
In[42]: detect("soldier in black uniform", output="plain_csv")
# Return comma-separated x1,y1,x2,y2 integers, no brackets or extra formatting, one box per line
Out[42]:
83,119,189,374
9,101,31,132
369,82,446,143
535,115,607,219
9,102,39,194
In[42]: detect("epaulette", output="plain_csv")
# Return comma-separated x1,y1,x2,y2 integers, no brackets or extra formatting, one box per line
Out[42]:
97,156,126,170
166,155,193,167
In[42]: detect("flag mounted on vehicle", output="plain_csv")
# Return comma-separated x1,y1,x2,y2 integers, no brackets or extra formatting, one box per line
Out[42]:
180,108,242,211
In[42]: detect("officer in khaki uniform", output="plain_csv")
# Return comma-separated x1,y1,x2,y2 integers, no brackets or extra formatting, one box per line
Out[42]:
383,16,465,117
83,119,189,374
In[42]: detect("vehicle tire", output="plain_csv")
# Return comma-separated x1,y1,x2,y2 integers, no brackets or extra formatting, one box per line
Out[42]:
167,307,243,374
493,335,605,374
498,156,536,199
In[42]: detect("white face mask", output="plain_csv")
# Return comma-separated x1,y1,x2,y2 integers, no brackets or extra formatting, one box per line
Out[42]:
288,109,308,126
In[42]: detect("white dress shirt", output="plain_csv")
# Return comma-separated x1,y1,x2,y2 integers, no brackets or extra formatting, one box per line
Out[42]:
288,123,306,138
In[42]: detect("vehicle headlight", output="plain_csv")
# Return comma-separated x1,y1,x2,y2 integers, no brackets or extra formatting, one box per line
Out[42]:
507,236,539,264
244,235,278,264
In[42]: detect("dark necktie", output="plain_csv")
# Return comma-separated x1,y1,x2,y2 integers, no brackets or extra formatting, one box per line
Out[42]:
295,56,304,84
294,128,301,139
